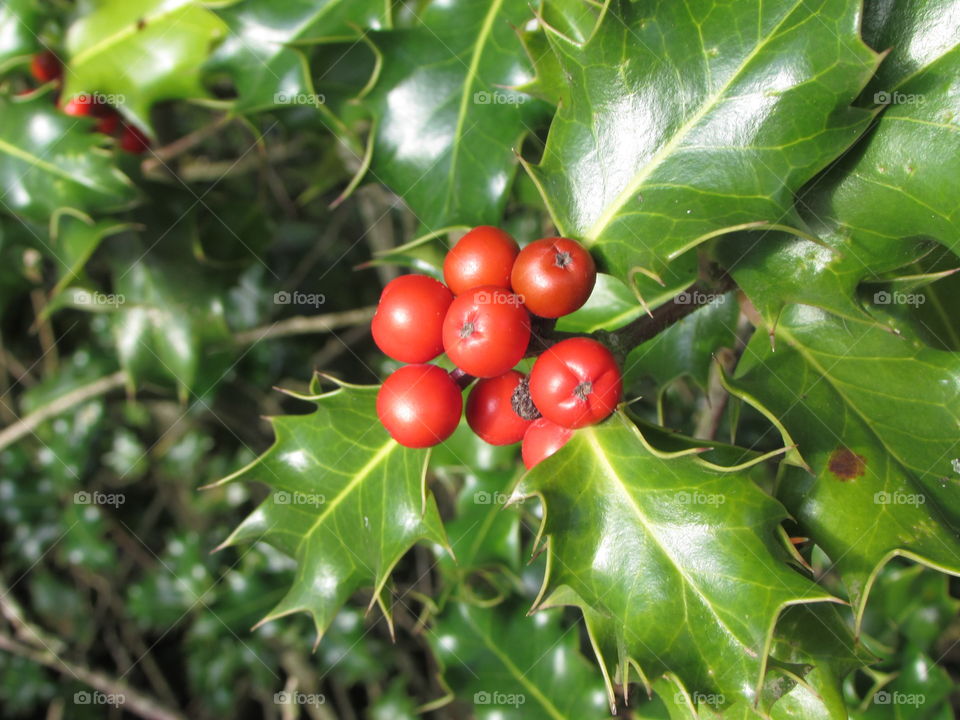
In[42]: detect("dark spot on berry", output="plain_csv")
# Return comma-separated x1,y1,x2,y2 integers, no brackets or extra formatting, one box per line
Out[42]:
554,251,572,269
459,322,475,339
573,381,593,401
828,447,866,481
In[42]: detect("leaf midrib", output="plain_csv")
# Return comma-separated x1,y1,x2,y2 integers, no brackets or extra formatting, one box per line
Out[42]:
461,610,568,720
443,0,507,213
585,426,754,653
71,2,190,67
0,134,116,195
582,0,806,242
296,438,395,554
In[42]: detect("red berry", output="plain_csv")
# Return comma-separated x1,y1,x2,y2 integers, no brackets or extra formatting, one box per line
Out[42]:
371,274,454,363
522,417,573,469
529,337,621,428
119,123,150,154
95,109,120,135
510,237,596,318
443,226,519,295
30,50,62,83
62,95,99,117
442,286,530,378
465,370,533,446
377,364,462,448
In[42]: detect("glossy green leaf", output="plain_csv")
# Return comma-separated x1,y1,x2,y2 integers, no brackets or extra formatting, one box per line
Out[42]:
212,380,448,641
63,0,228,130
517,411,837,707
365,0,548,229
729,305,960,622
847,649,953,720
110,252,232,400
0,0,41,70
525,0,879,286
722,0,960,325
0,94,136,222
207,0,389,114
428,600,611,719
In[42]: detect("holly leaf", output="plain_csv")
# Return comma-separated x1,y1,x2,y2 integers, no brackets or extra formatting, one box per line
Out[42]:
0,94,136,222
207,0,389,114
365,0,549,229
427,600,611,719
0,0,41,71
525,0,879,286
728,305,960,622
721,0,960,325
110,249,232,401
63,0,228,131
211,380,448,642
516,411,838,707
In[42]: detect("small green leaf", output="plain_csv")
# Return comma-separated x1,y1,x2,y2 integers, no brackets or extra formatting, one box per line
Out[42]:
729,305,960,621
0,94,136,222
213,381,448,641
518,412,837,706
63,0,228,130
0,0,41,71
526,0,879,286
365,0,549,229
207,0,389,114
428,600,611,719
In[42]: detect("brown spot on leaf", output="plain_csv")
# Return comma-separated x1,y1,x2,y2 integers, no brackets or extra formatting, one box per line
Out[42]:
136,18,146,30
828,447,866,480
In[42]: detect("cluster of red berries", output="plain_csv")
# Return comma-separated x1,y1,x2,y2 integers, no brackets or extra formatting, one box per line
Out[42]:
372,226,623,468
28,50,150,154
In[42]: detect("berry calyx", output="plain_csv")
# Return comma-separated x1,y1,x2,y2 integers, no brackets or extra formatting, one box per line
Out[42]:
442,286,530,378
371,274,454,363
510,237,597,318
443,226,519,295
521,417,573,469
528,337,622,428
466,370,533,446
377,364,462,448
30,50,62,83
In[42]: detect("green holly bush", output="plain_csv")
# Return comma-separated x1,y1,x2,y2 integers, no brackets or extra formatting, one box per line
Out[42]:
1,0,959,718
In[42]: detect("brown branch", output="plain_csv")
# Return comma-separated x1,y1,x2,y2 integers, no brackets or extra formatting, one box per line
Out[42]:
233,307,375,346
0,370,126,452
